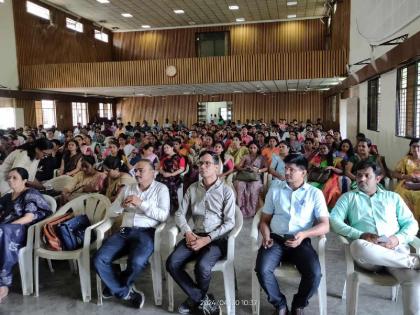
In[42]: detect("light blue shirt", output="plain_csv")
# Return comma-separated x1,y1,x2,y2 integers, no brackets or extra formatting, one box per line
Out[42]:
263,181,329,235
270,154,285,177
330,186,419,244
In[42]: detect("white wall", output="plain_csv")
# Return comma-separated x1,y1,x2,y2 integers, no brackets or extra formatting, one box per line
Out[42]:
357,71,411,168
0,0,19,89
204,101,227,122
349,0,420,72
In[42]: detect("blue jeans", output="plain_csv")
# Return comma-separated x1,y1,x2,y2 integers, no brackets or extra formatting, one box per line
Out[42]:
94,227,155,299
166,237,227,303
255,234,321,310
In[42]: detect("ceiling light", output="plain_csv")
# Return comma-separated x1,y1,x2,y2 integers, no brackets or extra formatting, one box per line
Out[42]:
174,9,184,14
287,14,297,18
141,25,151,29
330,81,340,85
229,5,239,10
121,13,133,17
136,93,145,96
96,0,110,3
319,88,330,91
189,21,196,25
233,90,243,93
287,1,297,6
183,92,191,95
288,88,297,91
236,17,245,22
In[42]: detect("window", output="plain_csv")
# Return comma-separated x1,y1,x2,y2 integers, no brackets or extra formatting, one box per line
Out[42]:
99,103,113,119
367,77,380,131
66,17,83,33
0,108,16,129
396,61,420,138
196,31,229,57
94,30,109,43
26,1,50,20
36,100,57,128
72,102,89,126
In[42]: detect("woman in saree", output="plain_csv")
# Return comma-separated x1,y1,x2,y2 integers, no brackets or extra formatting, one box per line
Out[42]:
0,167,52,301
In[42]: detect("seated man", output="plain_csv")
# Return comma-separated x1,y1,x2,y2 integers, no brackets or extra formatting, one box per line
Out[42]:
331,161,420,315
166,150,236,315
255,153,329,315
94,159,170,308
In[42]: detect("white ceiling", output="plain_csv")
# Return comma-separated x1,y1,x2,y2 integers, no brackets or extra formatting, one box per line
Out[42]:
40,78,345,97
42,0,327,31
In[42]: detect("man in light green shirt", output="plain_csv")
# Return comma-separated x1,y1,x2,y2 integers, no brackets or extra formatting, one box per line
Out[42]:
331,161,420,315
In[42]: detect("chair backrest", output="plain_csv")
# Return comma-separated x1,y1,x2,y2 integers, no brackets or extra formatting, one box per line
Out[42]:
42,194,57,213
44,175,76,192
226,206,243,261
58,193,111,224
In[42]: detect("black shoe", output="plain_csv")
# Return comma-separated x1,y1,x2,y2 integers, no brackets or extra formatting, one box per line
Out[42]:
125,287,145,309
198,294,221,315
178,297,198,314
102,286,113,300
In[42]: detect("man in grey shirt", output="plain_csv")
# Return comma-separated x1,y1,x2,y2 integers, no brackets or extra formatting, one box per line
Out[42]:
166,150,236,315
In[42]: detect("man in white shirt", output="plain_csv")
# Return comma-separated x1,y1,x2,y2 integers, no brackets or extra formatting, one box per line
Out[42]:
255,154,329,315
94,159,170,308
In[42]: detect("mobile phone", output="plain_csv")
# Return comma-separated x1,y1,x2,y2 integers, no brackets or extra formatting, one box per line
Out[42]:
283,234,295,241
377,235,389,244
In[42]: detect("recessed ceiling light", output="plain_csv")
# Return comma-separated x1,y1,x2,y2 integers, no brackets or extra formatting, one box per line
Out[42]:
174,9,184,14
233,90,243,93
121,13,133,17
96,0,110,3
287,14,297,19
287,1,298,6
229,5,239,10
183,92,191,95
319,88,330,91
288,88,297,91
141,25,151,29
236,17,245,22
136,93,145,96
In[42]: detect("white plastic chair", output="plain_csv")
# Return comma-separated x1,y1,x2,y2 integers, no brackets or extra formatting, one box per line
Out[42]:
338,234,420,315
177,164,190,206
33,193,111,302
250,210,327,315
17,194,57,295
167,206,243,315
95,221,166,306
43,175,76,192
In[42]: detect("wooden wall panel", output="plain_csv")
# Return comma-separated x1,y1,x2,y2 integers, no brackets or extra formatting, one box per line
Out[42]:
20,50,347,89
16,99,36,127
330,0,350,53
116,92,324,127
13,0,113,66
55,101,73,131
113,20,326,61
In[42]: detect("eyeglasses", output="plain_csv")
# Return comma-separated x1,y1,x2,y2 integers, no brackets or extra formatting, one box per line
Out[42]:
197,161,215,167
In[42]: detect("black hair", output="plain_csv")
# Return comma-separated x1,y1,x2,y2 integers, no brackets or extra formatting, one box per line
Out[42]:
143,143,154,151
118,133,127,140
9,167,29,180
284,153,308,170
355,160,382,176
268,136,279,145
82,155,96,166
103,155,129,173
304,138,314,144
339,139,355,157
199,150,220,165
213,141,227,163
409,138,420,147
34,138,53,151
358,138,372,147
278,140,290,149
248,141,262,155
318,143,334,166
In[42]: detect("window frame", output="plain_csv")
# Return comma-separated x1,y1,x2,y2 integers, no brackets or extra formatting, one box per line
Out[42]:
367,76,380,132
66,17,84,33
94,30,109,43
72,102,89,126
35,100,57,129
26,1,50,20
195,31,230,57
98,103,113,120
396,60,420,139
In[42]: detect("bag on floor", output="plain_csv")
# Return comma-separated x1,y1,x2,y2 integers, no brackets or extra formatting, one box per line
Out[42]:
57,214,93,250
42,211,74,251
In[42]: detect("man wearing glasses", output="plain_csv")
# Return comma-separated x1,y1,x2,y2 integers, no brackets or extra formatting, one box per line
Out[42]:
166,150,236,315
94,159,170,308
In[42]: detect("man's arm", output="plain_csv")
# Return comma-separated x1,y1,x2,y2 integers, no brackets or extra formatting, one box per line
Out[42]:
208,186,236,240
175,186,193,235
108,187,126,217
330,193,364,240
141,184,170,223
394,194,419,244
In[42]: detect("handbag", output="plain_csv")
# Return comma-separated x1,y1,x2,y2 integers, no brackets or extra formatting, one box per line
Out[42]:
235,170,260,182
57,214,93,250
308,167,331,184
42,211,74,251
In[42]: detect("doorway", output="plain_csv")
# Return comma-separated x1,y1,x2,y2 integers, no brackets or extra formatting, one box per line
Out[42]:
197,101,232,123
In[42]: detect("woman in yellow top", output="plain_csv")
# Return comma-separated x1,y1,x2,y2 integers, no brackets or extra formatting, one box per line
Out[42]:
226,133,249,166
393,138,420,223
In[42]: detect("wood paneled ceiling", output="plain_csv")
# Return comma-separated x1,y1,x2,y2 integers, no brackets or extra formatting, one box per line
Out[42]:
42,0,327,31
39,78,345,97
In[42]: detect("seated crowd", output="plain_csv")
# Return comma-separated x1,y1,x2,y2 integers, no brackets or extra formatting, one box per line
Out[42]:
0,117,419,315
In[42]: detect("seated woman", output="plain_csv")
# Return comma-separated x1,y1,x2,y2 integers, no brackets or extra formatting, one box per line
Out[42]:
74,135,93,157
61,155,107,204
307,143,335,190
234,141,268,218
226,133,249,165
102,139,128,166
269,140,289,182
156,141,186,214
0,167,52,301
261,136,280,166
102,155,136,203
393,138,420,223
213,141,235,183
58,139,83,176
140,143,159,169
